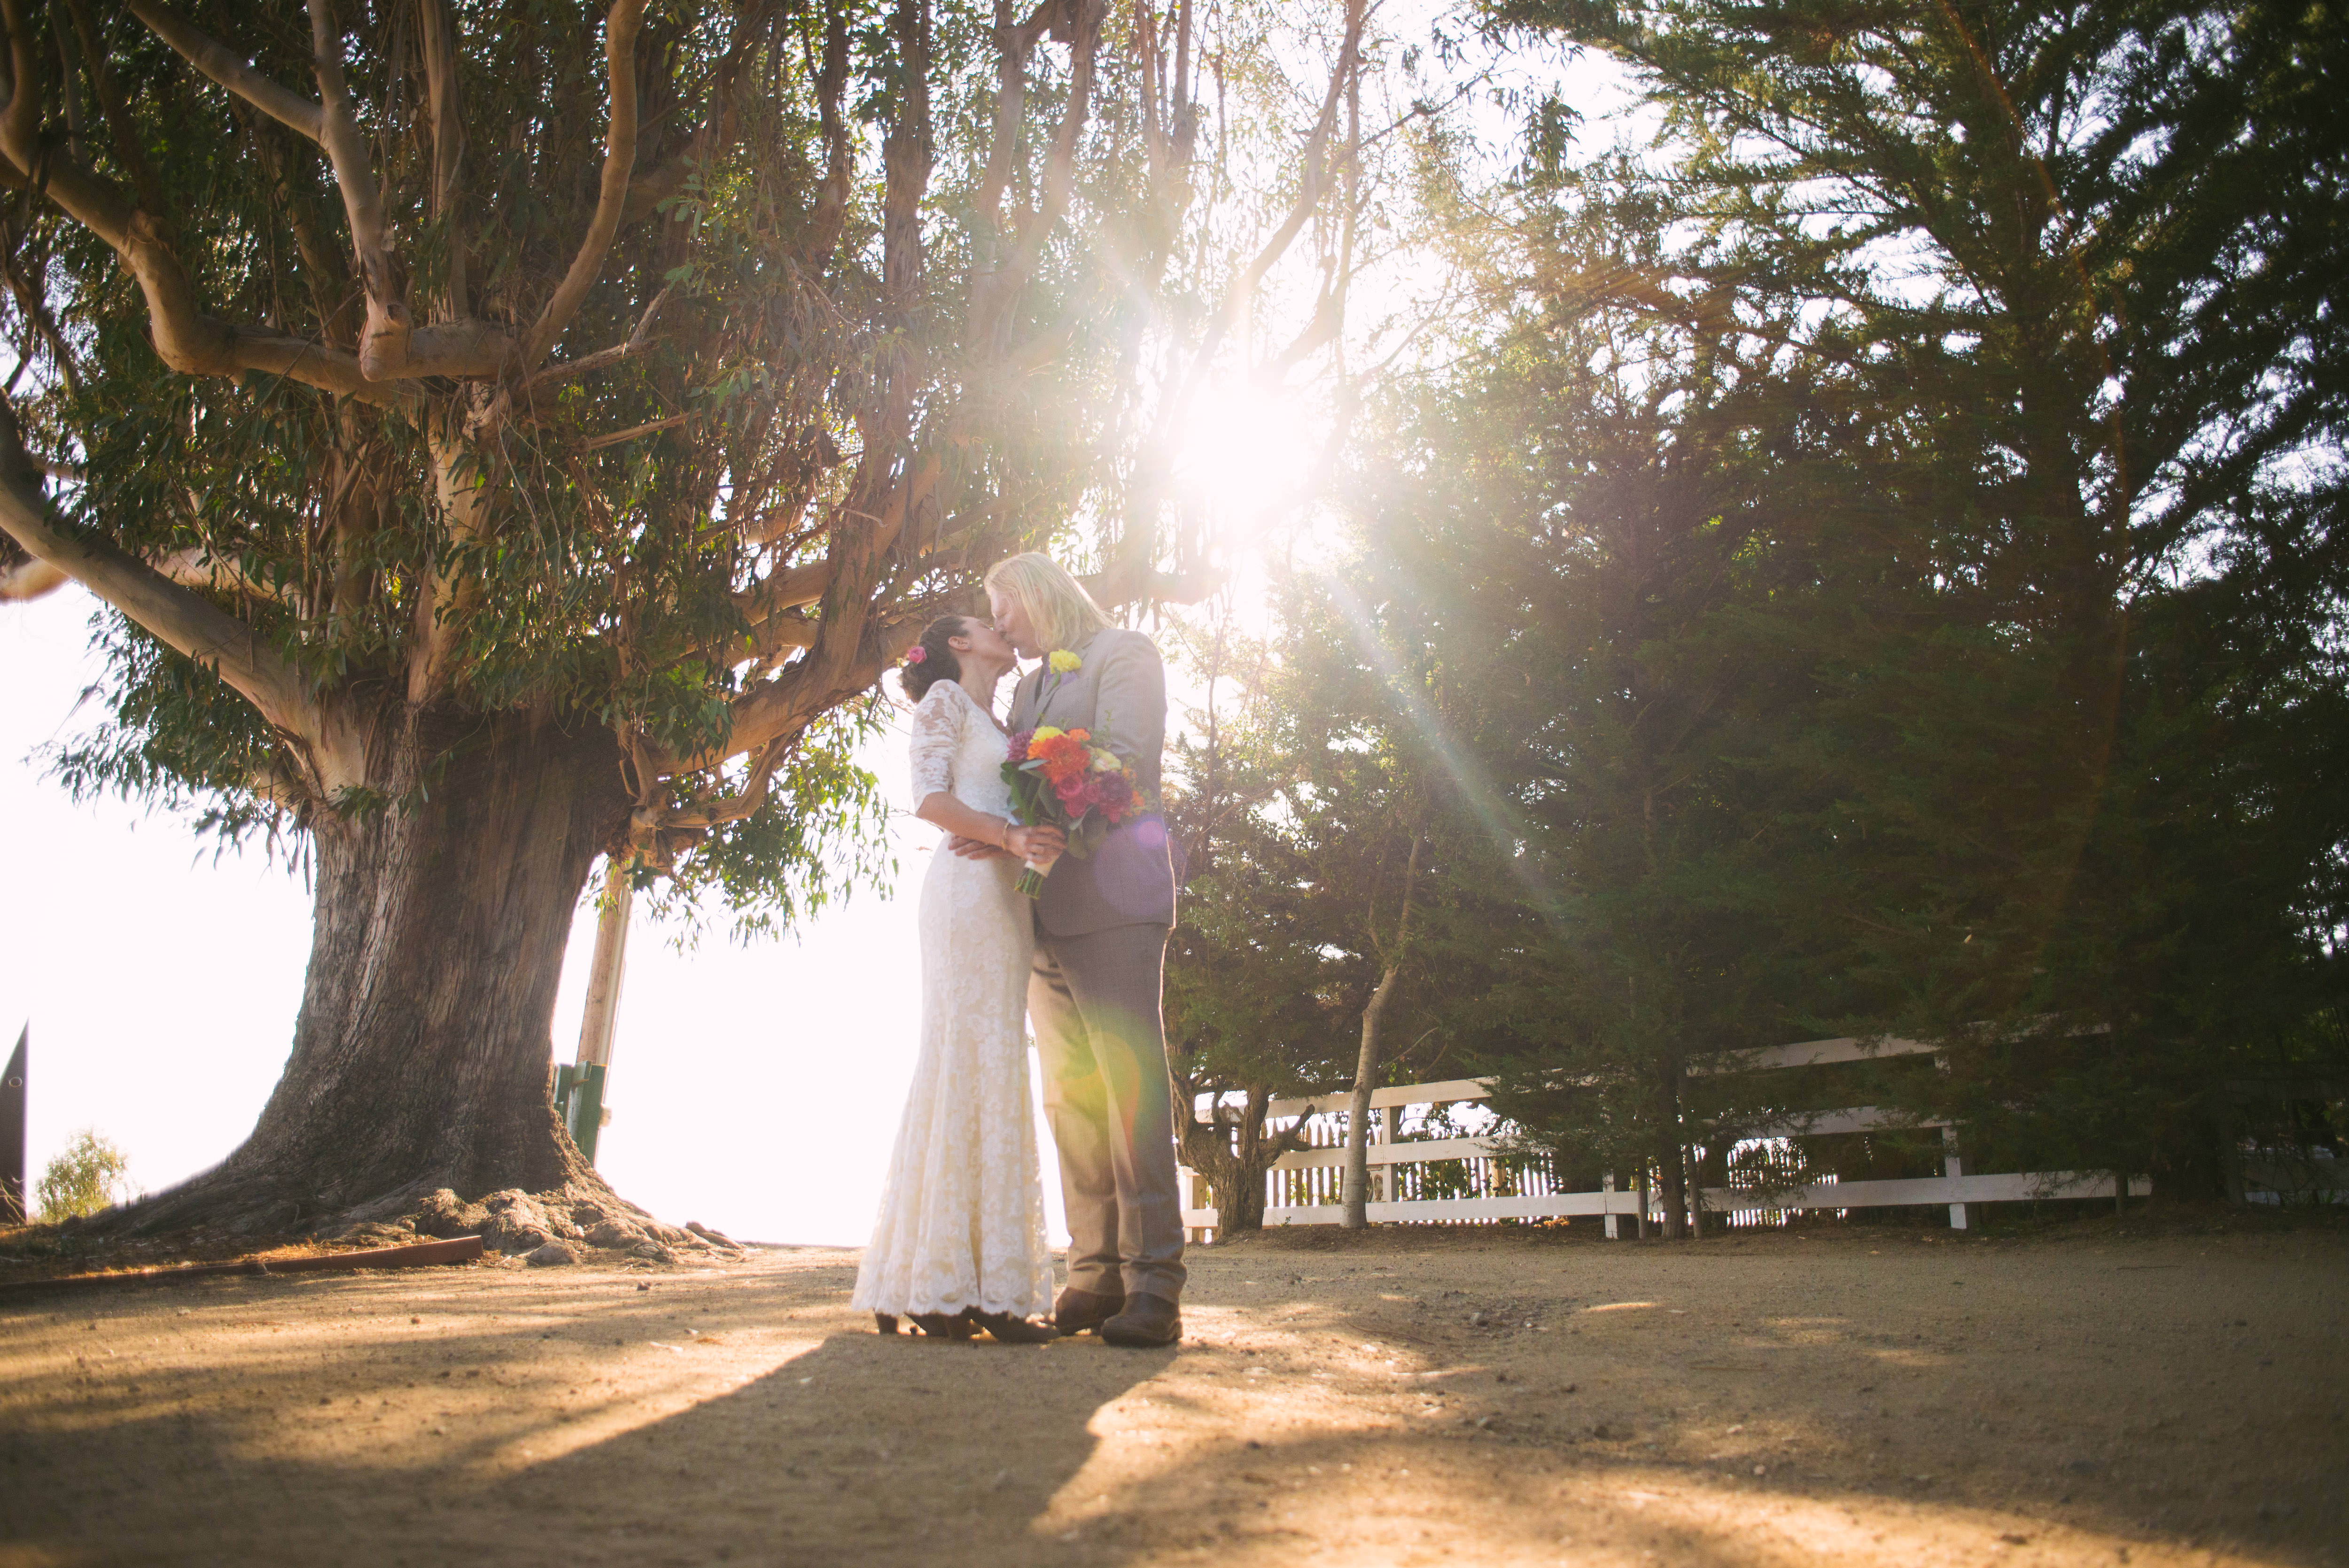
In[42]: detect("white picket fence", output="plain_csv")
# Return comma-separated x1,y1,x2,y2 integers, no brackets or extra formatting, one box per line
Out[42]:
1177,1033,2151,1241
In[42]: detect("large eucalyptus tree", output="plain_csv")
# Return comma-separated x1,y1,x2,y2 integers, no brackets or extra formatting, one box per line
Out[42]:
0,0,1373,1235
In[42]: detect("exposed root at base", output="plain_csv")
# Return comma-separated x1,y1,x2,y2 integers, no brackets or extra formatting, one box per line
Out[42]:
8,1178,749,1276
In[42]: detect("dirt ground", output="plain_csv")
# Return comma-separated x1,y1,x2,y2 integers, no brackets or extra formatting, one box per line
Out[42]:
1,1219,2342,1568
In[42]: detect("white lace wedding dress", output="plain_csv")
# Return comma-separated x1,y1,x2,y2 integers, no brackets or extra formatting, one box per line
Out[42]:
850,677,1057,1319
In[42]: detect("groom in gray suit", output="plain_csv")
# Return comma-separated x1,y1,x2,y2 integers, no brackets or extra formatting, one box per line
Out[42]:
957,552,1185,1348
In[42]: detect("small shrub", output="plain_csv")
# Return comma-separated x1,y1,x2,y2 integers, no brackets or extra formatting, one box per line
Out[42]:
37,1129,136,1221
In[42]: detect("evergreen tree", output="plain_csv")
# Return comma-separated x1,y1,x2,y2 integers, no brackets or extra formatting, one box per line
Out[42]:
1454,0,2349,1200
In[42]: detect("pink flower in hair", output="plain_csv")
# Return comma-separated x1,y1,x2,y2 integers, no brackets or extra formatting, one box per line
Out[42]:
903,645,928,665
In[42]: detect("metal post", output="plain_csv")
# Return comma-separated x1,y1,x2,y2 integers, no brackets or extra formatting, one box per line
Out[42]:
560,862,633,1165
1,1025,24,1224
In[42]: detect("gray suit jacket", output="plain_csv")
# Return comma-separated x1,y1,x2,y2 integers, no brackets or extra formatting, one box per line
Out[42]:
1009,626,1178,936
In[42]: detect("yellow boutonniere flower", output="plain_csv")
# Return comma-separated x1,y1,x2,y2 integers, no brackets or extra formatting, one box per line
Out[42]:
1047,649,1082,675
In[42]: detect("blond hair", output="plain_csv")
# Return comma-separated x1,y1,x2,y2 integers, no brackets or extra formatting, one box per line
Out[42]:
983,552,1113,653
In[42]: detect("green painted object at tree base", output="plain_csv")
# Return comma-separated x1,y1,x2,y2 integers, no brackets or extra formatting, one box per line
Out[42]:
552,1063,607,1166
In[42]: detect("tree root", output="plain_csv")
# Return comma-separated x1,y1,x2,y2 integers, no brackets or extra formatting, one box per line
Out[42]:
30,1167,745,1269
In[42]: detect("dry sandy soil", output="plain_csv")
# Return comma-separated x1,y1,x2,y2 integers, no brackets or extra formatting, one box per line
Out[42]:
1,1220,2342,1568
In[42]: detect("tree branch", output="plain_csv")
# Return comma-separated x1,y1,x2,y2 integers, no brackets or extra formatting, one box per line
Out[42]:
153,546,295,605
578,411,690,452
67,0,170,215
1177,0,1363,404
409,427,493,704
417,0,467,316
522,284,668,390
801,0,852,270
0,0,400,403
0,540,65,600
523,0,645,372
0,405,318,746
305,0,417,382
731,559,833,626
126,0,325,141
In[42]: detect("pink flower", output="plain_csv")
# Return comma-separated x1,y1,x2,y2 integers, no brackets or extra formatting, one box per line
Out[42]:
903,645,928,665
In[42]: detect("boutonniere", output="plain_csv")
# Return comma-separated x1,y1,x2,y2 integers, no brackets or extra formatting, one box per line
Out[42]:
1047,649,1082,676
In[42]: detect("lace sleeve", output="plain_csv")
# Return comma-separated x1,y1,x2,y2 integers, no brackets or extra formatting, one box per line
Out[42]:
907,682,962,804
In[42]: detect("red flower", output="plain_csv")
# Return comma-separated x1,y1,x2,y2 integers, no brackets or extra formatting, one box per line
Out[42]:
1092,770,1136,823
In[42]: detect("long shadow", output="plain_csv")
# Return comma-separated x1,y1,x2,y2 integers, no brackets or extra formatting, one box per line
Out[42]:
0,1264,1165,1567
474,1329,1169,1565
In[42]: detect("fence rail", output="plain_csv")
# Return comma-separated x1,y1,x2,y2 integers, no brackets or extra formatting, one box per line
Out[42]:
1177,1037,2150,1238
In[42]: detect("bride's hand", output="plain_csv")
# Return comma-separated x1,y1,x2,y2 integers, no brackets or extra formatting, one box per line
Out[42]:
1004,824,1065,864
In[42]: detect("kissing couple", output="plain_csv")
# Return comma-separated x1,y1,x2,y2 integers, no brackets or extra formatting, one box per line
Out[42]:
848,553,1187,1348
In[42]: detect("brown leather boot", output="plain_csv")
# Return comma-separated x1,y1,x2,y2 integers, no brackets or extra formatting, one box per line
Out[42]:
1099,1292,1182,1348
1053,1285,1125,1335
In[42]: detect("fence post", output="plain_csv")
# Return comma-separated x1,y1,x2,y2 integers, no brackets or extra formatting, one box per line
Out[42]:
1933,1050,1969,1229
1602,1170,1619,1241
1941,1126,1970,1229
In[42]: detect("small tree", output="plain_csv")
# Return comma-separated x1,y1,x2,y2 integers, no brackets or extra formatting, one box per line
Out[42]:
38,1129,135,1221
1164,615,1346,1233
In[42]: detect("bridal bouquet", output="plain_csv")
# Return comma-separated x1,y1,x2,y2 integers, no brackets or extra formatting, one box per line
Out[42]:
1001,725,1141,897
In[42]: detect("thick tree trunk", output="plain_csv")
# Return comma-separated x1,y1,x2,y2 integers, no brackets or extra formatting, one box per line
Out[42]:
116,705,629,1235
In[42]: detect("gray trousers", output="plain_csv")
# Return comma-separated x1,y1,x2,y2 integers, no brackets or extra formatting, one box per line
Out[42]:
1029,922,1187,1301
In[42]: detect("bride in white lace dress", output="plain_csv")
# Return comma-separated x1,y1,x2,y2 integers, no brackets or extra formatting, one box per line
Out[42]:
850,614,1066,1343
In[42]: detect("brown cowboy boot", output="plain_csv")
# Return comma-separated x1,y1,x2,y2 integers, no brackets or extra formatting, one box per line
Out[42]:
1099,1292,1182,1348
1053,1285,1125,1335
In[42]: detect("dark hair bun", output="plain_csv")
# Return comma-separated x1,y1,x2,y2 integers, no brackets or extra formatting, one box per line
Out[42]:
899,615,968,703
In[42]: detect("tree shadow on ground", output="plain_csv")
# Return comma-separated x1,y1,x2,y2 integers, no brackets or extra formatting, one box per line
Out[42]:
0,1265,1167,1568
473,1327,1173,1566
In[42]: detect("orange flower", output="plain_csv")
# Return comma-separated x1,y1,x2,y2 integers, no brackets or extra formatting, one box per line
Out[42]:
1030,730,1094,784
